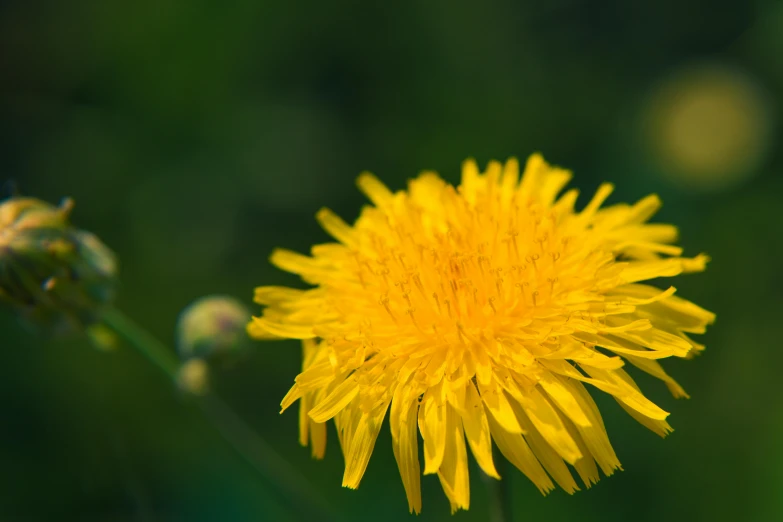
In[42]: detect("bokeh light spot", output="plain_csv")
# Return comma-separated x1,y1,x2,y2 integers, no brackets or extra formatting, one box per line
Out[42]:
643,63,774,192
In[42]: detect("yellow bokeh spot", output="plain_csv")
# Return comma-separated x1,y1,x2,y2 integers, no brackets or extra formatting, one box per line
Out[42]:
644,63,773,191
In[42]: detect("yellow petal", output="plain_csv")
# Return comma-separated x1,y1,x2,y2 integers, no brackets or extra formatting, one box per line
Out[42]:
548,376,621,476
580,183,615,222
501,157,520,189
577,332,684,360
592,203,632,230
498,158,519,214
516,386,582,465
624,355,688,398
559,411,600,488
581,367,670,421
612,328,692,357
310,418,327,459
309,377,360,423
269,248,333,282
390,388,422,514
538,372,591,428
461,381,499,479
437,404,470,513
608,285,677,306
253,286,307,306
538,359,625,397
478,381,524,434
512,403,579,493
250,316,314,340
301,338,319,365
357,172,393,207
599,318,653,334
619,284,715,331
294,359,339,392
342,401,390,488
280,383,303,413
419,390,447,474
246,320,285,340
626,194,662,224
616,399,673,437
316,208,360,249
484,160,502,187
631,223,679,243
552,188,579,215
538,167,572,207
518,153,546,199
459,159,482,205
298,388,310,447
570,352,625,370
620,254,709,283
487,408,554,494
614,241,683,256
541,341,624,370
335,407,362,456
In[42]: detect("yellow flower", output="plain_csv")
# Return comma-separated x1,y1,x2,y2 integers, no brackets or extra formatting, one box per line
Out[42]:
249,154,714,514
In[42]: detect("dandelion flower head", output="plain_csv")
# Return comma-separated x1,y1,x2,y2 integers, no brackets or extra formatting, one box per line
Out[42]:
249,154,714,513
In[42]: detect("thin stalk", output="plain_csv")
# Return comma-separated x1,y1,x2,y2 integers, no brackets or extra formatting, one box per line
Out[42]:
101,308,338,522
101,308,179,378
483,454,513,522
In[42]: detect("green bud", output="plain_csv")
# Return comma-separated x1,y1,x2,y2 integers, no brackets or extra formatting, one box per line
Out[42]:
176,295,251,362
0,196,117,335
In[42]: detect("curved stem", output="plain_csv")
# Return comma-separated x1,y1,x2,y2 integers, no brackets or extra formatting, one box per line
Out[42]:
101,308,179,378
100,308,339,522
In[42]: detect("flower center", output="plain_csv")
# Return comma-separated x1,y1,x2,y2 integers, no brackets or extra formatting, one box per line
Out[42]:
333,178,610,358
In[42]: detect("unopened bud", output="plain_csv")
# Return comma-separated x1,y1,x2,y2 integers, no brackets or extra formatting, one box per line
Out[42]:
0,196,117,335
177,358,210,395
176,295,251,362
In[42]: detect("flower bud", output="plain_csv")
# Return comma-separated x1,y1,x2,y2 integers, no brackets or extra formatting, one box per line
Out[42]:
0,196,117,335
177,358,210,395
176,295,251,362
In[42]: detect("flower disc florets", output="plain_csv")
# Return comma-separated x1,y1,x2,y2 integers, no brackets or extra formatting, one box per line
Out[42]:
250,155,714,513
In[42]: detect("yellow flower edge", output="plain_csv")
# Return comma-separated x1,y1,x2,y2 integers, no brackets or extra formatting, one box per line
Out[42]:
249,154,714,514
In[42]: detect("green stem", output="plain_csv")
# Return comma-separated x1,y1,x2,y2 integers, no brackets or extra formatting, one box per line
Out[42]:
483,454,513,522
101,308,179,378
101,308,339,522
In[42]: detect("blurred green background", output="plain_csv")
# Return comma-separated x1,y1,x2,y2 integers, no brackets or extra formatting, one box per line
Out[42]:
1,0,782,521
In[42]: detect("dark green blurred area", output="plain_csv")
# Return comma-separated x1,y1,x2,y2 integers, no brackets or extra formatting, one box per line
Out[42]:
1,0,782,521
